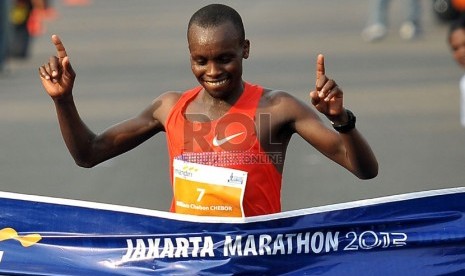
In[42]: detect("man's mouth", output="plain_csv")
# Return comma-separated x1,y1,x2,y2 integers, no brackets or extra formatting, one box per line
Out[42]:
204,79,229,87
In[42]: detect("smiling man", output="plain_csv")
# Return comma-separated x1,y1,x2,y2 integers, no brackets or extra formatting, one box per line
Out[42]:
38,4,378,217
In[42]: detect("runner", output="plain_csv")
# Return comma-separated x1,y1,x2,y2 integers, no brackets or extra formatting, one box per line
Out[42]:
448,15,465,128
38,4,378,217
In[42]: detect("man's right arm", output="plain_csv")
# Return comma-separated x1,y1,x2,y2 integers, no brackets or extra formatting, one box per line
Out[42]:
51,94,163,168
39,35,167,167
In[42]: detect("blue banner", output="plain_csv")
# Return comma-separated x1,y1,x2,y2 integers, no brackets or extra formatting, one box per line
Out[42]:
0,188,465,275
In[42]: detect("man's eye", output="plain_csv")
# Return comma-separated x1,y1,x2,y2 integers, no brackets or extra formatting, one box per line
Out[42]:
219,57,232,64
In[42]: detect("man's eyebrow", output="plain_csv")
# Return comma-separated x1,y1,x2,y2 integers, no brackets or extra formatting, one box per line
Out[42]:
191,51,236,58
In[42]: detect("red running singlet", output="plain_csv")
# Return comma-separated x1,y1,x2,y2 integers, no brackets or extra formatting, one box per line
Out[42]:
165,82,282,217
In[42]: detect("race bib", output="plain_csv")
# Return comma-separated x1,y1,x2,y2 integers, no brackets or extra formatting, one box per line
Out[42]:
173,159,247,217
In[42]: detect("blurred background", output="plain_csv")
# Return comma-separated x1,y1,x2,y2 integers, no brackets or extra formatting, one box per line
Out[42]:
1,0,465,212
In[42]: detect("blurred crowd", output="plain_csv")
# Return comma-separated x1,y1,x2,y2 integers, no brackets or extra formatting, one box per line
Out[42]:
0,0,57,73
0,0,89,74
2,1,465,73
361,0,465,43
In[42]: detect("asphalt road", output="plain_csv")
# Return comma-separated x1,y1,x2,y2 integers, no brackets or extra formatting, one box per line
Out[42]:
1,0,464,212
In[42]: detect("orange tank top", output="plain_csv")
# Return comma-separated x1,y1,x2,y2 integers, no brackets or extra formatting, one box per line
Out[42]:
165,82,282,217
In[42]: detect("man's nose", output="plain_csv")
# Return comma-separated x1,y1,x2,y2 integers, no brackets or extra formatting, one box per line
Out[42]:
206,62,221,77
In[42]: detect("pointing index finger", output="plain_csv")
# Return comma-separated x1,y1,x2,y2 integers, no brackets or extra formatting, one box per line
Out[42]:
316,54,325,79
51,34,68,59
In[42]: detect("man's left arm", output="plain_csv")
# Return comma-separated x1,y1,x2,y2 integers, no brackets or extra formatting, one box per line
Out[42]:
296,54,378,179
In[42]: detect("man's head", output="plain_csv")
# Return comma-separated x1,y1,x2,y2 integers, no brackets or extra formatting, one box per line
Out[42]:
449,16,465,68
187,4,250,98
188,4,245,42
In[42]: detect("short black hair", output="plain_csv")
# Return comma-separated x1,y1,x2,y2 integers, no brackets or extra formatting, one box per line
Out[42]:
449,15,465,40
188,4,245,42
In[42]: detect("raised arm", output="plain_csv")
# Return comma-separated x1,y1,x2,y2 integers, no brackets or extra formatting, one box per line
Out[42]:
38,35,166,168
297,54,378,179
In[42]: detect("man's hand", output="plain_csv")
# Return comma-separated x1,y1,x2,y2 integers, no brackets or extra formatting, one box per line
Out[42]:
309,54,346,122
38,35,76,99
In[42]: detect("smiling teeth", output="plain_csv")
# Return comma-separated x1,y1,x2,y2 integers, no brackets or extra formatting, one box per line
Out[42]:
206,79,227,86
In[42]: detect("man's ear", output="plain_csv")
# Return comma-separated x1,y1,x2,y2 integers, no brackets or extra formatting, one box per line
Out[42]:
242,39,250,59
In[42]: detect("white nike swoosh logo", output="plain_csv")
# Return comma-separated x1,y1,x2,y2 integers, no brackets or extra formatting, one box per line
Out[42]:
212,132,244,147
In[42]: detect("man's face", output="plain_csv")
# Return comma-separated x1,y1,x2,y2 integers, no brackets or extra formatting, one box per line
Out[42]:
188,22,249,98
450,28,465,68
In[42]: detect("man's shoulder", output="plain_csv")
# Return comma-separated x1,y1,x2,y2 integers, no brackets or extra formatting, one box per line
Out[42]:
261,88,292,97
159,85,201,96
155,86,202,110
156,91,183,104
151,91,185,125
260,88,300,107
258,88,312,121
